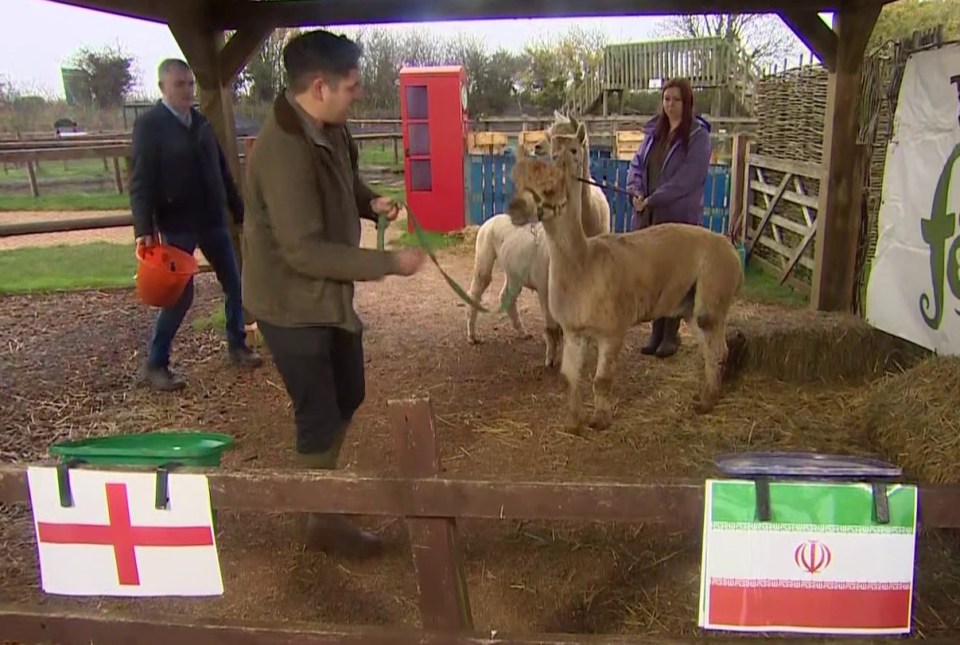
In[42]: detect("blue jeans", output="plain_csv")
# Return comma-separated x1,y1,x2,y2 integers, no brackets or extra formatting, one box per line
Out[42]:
147,227,247,367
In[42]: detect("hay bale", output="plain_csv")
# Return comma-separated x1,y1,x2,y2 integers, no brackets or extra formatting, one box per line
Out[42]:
854,356,960,484
725,309,928,383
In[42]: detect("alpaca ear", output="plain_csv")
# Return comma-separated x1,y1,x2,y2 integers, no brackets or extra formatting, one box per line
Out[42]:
576,119,587,144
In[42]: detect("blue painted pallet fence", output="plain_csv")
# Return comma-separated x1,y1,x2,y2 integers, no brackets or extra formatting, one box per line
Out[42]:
467,153,730,235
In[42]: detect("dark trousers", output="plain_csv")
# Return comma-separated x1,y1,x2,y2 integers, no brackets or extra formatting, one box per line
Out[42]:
257,321,366,455
147,226,246,367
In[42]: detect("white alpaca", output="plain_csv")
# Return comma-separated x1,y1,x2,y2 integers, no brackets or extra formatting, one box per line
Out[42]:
544,110,612,237
465,112,612,368
466,214,560,367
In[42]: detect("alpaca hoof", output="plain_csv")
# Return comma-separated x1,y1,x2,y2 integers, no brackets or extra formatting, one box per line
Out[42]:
693,394,717,415
563,411,583,432
589,409,612,430
467,335,481,345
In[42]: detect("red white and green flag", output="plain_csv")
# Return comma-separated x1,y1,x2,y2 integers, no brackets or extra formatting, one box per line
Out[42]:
698,479,918,635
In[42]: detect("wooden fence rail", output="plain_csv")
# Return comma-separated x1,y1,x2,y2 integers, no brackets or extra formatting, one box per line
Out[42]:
0,133,402,198
0,397,958,643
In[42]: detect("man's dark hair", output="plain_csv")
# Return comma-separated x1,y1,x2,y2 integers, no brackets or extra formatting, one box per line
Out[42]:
283,29,362,93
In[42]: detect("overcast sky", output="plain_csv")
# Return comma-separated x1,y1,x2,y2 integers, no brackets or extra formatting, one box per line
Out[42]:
1,0,816,99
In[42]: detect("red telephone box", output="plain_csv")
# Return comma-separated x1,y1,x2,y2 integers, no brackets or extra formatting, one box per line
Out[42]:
399,65,469,234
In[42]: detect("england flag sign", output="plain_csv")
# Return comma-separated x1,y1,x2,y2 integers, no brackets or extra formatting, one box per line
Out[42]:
26,466,224,597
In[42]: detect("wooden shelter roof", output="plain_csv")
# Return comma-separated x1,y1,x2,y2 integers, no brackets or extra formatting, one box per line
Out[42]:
49,0,893,30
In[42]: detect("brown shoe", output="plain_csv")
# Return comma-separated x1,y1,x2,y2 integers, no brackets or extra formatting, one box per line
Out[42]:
138,362,186,391
228,345,263,368
302,513,383,559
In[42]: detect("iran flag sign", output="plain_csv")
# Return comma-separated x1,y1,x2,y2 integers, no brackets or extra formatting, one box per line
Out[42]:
698,479,918,635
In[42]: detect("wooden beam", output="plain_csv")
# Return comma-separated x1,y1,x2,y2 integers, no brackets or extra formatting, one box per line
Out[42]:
220,25,274,82
8,606,950,645
2,463,960,528
166,9,250,323
211,0,872,30
778,10,839,72
44,0,168,24
810,4,882,312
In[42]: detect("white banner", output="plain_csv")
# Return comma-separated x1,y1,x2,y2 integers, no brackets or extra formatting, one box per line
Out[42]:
865,42,960,355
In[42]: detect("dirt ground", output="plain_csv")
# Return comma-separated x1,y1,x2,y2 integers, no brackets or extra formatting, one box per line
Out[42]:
1,218,958,639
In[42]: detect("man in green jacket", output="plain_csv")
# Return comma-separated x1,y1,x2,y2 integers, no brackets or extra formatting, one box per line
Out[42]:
242,29,425,558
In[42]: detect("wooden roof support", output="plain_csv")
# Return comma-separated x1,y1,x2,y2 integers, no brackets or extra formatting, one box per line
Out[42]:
810,3,881,312
165,5,268,316
778,10,839,72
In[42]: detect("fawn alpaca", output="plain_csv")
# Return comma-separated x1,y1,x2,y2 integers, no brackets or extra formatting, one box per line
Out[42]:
507,143,743,430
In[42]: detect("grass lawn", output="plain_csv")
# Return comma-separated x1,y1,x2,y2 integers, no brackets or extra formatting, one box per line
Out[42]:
0,192,130,212
2,224,806,317
0,241,134,294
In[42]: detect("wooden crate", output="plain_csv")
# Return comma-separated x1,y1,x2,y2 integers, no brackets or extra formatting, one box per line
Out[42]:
615,130,645,160
518,129,548,154
467,131,508,155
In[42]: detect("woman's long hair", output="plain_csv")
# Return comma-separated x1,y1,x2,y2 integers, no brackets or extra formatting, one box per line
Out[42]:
653,77,695,151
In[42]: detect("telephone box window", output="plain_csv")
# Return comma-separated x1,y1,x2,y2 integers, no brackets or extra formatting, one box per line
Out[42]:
405,85,429,119
409,159,432,191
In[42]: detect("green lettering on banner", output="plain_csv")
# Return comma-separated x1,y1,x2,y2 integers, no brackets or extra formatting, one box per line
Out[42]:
919,143,960,329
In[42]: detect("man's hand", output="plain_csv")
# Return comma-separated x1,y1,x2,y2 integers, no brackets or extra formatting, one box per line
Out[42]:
631,194,647,212
371,196,405,222
392,248,426,276
135,235,154,254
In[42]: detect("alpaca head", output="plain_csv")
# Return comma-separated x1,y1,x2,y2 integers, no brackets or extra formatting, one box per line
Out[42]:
507,147,569,227
544,110,588,173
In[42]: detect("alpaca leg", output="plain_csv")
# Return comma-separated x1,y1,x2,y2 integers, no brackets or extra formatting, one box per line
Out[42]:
538,287,561,368
693,315,727,414
560,332,587,430
466,257,494,345
590,335,624,430
500,277,530,339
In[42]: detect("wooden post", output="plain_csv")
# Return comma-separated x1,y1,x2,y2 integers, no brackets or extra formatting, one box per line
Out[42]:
167,14,270,328
387,397,473,633
809,6,880,312
26,161,39,197
112,157,123,193
728,132,751,243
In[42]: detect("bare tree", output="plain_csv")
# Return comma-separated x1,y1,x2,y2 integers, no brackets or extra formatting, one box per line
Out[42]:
654,14,803,71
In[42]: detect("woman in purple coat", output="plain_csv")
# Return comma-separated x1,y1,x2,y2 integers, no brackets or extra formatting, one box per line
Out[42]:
625,77,713,358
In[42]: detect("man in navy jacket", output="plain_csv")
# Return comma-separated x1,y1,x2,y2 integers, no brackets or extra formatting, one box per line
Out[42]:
130,58,262,391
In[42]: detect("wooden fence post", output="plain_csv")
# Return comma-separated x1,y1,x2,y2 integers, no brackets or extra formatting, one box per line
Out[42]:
387,397,474,633
728,132,751,242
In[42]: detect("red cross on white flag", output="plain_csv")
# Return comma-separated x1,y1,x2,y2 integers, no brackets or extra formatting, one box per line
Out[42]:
26,466,224,597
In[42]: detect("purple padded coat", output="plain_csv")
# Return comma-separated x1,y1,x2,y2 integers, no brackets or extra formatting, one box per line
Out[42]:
625,113,713,230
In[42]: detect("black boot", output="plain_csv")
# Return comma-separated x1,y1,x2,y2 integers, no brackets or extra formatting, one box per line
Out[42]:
641,318,664,355
655,317,681,358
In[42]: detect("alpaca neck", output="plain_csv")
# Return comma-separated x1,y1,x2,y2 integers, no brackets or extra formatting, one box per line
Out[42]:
543,180,588,266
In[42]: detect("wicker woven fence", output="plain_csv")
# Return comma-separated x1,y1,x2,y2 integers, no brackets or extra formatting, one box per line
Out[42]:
745,28,943,305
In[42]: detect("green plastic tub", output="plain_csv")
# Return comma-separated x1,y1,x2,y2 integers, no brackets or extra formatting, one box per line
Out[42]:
49,430,235,468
